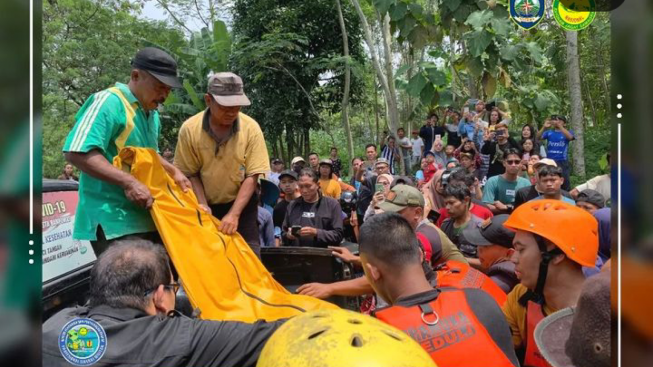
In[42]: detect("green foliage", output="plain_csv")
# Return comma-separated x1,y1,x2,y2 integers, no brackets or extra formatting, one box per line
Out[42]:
42,0,186,178
231,0,367,160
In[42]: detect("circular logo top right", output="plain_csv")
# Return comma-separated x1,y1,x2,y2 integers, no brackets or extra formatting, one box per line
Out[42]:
553,0,596,31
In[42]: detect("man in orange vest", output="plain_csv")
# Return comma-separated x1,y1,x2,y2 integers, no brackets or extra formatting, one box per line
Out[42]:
501,200,598,367
299,185,506,308
361,212,519,367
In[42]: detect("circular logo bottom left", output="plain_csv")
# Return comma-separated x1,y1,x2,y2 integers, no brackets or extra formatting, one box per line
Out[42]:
58,318,107,366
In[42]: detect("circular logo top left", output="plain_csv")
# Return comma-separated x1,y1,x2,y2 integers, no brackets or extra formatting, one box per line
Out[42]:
58,318,108,366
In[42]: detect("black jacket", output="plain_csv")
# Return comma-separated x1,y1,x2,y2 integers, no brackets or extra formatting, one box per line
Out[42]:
480,138,520,178
42,305,284,367
419,124,446,152
282,195,344,247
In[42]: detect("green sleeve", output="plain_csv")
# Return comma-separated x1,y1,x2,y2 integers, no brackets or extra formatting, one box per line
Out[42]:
63,90,125,154
482,177,498,204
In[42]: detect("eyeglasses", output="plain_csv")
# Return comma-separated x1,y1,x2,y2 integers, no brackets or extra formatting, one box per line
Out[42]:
505,160,522,165
144,281,181,297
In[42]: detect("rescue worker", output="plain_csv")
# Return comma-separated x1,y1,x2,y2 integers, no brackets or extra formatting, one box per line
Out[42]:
174,72,270,256
462,215,519,293
298,185,506,308
63,47,191,255
257,309,436,367
362,213,519,367
501,200,598,367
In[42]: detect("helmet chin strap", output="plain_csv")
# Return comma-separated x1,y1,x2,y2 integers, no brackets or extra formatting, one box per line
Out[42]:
518,234,563,307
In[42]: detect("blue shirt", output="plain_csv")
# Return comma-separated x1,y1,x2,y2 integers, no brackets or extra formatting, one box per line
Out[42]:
458,119,475,141
258,207,275,247
542,129,574,161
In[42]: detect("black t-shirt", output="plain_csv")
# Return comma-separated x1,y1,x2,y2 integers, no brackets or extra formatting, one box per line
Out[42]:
481,138,520,178
357,171,377,216
273,200,290,228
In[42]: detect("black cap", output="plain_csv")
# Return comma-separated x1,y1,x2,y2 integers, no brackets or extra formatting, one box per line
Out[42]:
278,170,298,181
131,47,182,88
271,158,284,164
462,214,514,248
576,189,605,208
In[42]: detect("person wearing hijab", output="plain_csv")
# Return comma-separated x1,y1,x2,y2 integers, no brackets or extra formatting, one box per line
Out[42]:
422,170,446,222
429,139,447,170
363,173,394,221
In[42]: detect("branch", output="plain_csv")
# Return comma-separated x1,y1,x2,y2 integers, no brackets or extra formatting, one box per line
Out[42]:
262,64,335,141
194,0,210,28
155,0,193,34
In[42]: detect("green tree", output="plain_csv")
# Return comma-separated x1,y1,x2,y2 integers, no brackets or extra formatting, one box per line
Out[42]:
42,0,185,178
230,0,367,162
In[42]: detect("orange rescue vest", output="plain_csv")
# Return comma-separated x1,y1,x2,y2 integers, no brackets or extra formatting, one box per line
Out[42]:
523,301,553,367
435,260,507,306
374,289,516,367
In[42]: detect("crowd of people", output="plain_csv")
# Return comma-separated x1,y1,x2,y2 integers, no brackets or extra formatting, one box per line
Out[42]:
46,47,612,367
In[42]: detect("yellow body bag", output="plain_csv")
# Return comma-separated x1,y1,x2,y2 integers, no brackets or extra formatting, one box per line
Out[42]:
114,147,338,322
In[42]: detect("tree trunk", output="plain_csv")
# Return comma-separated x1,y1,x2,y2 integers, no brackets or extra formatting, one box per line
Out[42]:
304,129,310,157
374,74,380,144
279,136,287,164
565,30,586,177
583,76,597,127
287,128,295,159
335,0,354,175
350,0,399,134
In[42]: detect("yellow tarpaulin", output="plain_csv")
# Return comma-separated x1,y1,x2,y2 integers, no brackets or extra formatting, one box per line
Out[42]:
114,147,338,322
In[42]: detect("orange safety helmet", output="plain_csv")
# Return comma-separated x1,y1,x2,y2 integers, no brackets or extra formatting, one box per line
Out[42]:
504,199,598,268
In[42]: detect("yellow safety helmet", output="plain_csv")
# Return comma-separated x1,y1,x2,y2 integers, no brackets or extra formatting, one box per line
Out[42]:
257,309,437,367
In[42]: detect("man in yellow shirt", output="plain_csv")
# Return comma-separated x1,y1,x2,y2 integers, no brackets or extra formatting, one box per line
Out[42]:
318,159,341,200
501,200,598,367
174,73,270,256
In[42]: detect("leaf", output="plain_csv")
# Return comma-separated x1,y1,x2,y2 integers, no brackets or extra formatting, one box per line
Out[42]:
426,68,447,86
446,0,463,12
491,3,510,18
598,153,609,171
373,0,395,15
183,79,204,111
212,20,231,72
466,56,484,78
389,2,408,21
534,93,550,111
408,3,424,16
438,89,454,107
500,44,520,61
407,27,428,49
466,29,492,57
397,14,417,37
420,83,436,106
431,90,440,106
395,64,411,76
490,18,510,37
465,10,493,30
407,72,428,98
454,4,475,23
525,42,544,64
499,68,512,88
482,72,497,98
